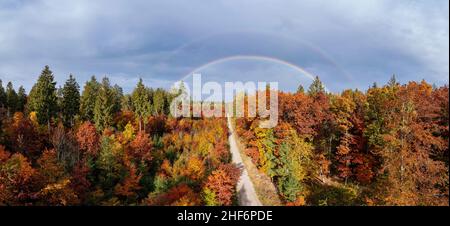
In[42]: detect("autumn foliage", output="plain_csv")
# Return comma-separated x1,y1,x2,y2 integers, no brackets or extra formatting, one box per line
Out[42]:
235,78,449,206
0,70,448,206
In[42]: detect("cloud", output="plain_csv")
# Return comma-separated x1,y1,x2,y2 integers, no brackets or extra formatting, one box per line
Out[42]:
0,0,448,93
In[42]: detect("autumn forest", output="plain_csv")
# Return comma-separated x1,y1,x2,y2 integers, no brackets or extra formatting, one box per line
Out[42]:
0,66,448,206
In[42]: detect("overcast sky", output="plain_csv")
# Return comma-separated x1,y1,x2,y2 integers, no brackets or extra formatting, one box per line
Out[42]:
0,0,448,93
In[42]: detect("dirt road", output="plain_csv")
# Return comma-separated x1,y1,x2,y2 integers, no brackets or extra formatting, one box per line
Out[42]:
227,117,262,206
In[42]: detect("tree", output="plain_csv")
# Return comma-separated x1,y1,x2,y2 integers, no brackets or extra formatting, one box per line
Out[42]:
6,112,43,160
28,65,58,129
96,136,123,191
76,121,100,157
70,161,91,201
36,150,79,206
0,80,6,109
6,82,18,116
128,131,153,163
61,74,80,127
51,124,79,171
114,163,142,202
153,88,166,115
388,74,398,87
112,84,123,114
121,94,133,112
297,84,305,94
93,77,119,131
202,167,237,206
16,86,27,112
37,149,66,184
364,81,448,205
308,76,325,96
0,152,37,205
132,78,152,131
80,76,100,121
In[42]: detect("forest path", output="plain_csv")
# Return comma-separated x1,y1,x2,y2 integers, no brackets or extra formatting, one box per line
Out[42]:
227,116,262,206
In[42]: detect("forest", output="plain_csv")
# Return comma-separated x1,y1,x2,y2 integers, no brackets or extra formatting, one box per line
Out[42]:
0,65,448,206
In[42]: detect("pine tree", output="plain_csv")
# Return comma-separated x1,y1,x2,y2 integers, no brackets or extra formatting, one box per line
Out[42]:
132,78,151,131
153,88,166,115
0,80,6,109
121,94,133,111
80,76,100,121
16,86,27,112
308,76,325,96
28,66,58,129
56,86,63,116
111,84,123,114
297,85,305,94
372,82,378,89
61,74,80,127
6,82,18,116
388,74,398,87
93,77,118,131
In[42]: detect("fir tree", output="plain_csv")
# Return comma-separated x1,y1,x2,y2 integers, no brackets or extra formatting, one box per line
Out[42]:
308,76,325,96
132,78,151,131
153,88,166,115
297,85,305,94
0,80,6,109
93,77,118,131
29,65,58,129
61,74,80,127
388,74,399,87
17,86,27,112
80,76,100,121
6,82,18,116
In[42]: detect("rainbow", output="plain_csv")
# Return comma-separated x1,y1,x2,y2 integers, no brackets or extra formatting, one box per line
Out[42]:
176,55,329,91
164,30,352,83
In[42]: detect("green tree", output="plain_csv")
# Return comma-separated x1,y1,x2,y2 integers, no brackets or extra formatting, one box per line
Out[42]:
80,76,100,121
388,74,398,87
112,84,123,114
308,76,325,96
121,94,133,111
96,136,123,192
0,80,6,109
153,88,166,115
297,84,305,94
16,86,27,112
132,78,151,131
93,77,119,131
61,74,80,127
28,66,58,129
6,82,18,116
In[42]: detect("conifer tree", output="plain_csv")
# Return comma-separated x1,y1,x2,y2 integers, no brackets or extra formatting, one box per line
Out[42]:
111,84,123,114
0,80,6,109
388,74,399,87
16,86,27,112
132,78,151,131
153,88,166,115
93,77,118,131
297,85,305,94
61,74,80,127
28,66,58,129
308,76,325,96
6,82,18,116
121,94,133,111
80,76,100,121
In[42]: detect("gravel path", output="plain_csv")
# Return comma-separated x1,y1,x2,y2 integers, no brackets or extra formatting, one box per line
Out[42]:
227,116,262,206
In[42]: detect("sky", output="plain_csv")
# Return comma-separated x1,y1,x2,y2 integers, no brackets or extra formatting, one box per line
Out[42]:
0,0,448,94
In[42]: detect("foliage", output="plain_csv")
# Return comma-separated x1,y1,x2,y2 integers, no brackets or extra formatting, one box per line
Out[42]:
0,70,448,206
